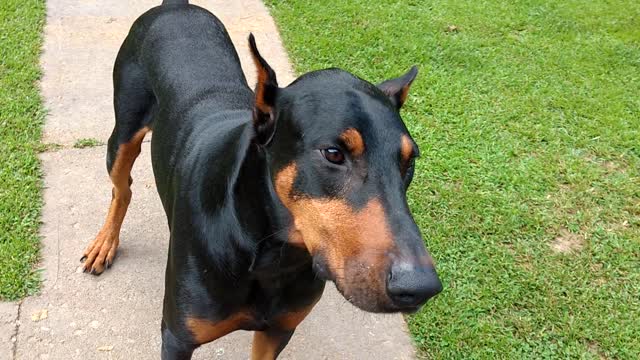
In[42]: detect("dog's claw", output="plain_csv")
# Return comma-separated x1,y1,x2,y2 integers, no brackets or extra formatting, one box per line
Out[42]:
106,261,112,269
80,255,87,262
88,266,104,276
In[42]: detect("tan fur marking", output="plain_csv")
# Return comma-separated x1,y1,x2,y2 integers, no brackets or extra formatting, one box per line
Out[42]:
251,52,270,113
401,134,413,163
251,331,290,360
250,297,321,360
273,164,305,248
251,332,280,360
81,127,150,273
275,164,393,283
340,128,365,156
274,296,321,330
399,85,411,106
186,313,251,345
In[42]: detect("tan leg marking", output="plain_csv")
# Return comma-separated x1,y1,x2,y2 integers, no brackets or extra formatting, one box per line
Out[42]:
251,331,289,360
186,312,251,345
251,296,321,360
81,127,149,274
273,298,320,331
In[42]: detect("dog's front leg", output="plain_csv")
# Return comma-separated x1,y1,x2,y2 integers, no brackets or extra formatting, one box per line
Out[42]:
251,328,295,360
251,296,320,360
161,321,196,360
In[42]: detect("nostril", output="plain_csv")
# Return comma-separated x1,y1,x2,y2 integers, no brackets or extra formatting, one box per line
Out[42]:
391,293,419,305
386,264,442,308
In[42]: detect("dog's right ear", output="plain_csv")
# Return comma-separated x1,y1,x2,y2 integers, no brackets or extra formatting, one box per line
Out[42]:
249,34,279,145
377,66,418,110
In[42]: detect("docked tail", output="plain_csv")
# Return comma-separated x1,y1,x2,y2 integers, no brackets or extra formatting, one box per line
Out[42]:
162,0,189,4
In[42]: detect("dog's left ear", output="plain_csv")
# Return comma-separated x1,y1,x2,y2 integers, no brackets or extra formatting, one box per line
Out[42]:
249,34,279,145
377,66,418,110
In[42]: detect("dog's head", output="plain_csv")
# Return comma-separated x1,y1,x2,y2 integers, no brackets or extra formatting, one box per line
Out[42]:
249,35,441,313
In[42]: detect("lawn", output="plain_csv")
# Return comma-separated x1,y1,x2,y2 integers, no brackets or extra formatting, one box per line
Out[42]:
266,0,639,358
0,0,45,300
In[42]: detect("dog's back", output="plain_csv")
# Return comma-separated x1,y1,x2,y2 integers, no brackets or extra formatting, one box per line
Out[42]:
115,1,256,212
80,0,256,276
120,2,252,111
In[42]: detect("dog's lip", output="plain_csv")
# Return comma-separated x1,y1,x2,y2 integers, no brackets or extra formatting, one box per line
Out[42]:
311,257,331,281
314,259,425,314
396,304,422,314
375,303,423,314
342,296,423,314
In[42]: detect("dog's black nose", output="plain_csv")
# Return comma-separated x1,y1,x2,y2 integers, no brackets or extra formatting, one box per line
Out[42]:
386,262,442,309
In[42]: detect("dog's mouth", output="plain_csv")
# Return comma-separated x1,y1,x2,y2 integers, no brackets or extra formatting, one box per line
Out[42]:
312,256,400,313
311,257,332,281
311,254,439,314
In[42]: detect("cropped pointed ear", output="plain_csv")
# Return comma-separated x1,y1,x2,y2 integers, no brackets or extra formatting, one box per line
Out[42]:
249,33,279,145
377,66,418,109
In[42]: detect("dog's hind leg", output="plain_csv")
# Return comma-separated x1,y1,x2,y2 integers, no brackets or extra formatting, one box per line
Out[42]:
80,53,155,275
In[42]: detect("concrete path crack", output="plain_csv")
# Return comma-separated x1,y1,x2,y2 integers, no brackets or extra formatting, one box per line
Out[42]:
11,301,22,360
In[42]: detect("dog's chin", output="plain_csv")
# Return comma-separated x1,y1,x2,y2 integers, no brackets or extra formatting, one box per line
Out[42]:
312,257,421,313
392,304,423,314
321,276,427,314
332,280,409,314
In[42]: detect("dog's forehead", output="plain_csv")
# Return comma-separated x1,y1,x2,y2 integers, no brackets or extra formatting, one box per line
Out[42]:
282,70,408,141
285,68,387,106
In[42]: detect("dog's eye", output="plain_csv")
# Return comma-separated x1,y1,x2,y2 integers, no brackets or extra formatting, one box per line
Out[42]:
321,148,345,165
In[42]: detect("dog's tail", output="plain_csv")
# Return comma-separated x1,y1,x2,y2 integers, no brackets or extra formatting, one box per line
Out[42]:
162,0,188,5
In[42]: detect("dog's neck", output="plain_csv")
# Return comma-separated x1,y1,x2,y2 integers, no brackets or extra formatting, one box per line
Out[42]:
231,134,311,276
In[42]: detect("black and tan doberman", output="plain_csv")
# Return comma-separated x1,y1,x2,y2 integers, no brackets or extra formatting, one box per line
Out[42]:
80,0,442,358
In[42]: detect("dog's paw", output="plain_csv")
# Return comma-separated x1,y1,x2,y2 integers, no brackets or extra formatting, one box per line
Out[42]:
80,231,119,275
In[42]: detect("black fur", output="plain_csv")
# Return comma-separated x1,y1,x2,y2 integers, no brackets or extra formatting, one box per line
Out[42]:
109,1,440,358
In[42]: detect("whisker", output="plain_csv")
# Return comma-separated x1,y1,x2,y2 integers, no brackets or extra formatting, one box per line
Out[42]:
255,227,288,245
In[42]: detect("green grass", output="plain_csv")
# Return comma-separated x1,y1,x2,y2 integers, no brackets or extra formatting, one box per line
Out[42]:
266,0,639,358
73,138,104,149
34,142,62,153
0,0,46,300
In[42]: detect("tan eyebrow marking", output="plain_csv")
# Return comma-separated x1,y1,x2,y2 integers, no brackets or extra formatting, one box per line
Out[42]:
401,134,413,163
340,128,365,156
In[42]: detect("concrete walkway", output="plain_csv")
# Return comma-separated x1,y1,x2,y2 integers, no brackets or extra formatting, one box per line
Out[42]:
4,1,416,359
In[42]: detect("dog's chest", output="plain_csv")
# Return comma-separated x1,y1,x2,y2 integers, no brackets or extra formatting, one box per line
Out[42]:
239,276,325,332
